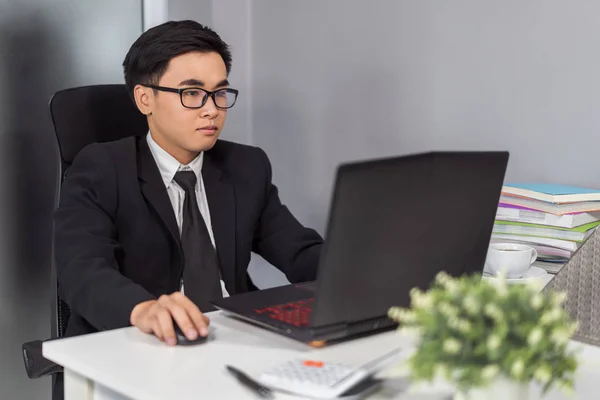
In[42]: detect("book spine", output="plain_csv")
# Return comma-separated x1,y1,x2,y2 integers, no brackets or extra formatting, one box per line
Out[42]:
500,195,600,215
496,207,574,228
492,224,585,241
491,234,579,251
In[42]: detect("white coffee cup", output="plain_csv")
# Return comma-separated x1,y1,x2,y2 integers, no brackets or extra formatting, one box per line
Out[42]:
484,243,537,278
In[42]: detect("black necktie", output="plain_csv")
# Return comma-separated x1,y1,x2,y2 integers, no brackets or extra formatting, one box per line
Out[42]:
173,171,222,312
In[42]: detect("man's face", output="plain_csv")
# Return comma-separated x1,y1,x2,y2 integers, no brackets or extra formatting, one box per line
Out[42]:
136,51,229,163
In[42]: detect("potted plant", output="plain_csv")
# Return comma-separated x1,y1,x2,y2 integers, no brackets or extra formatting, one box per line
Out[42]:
388,272,579,400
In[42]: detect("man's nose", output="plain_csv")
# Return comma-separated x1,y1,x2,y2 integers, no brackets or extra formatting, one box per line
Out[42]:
200,96,219,118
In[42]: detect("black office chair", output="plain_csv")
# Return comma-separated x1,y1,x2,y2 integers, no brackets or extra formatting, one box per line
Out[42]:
22,84,148,394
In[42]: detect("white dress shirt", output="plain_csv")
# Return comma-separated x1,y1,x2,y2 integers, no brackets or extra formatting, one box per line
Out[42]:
146,133,229,298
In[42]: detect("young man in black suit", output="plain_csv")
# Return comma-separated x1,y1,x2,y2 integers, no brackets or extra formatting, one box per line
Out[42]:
54,20,323,347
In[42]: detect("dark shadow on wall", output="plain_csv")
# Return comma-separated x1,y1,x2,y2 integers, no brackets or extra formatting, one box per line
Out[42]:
0,10,74,399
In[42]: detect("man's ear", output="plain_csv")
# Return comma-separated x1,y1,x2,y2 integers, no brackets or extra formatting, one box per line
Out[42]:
133,85,153,116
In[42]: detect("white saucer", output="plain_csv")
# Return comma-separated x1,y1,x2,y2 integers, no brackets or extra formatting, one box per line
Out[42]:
483,266,548,284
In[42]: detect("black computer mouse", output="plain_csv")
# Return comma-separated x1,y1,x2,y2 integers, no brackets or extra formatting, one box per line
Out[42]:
173,319,210,346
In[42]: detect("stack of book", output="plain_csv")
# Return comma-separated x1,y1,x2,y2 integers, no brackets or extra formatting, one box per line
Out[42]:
492,183,600,274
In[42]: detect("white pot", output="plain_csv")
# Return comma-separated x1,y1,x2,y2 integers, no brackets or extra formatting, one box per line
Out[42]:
454,376,530,400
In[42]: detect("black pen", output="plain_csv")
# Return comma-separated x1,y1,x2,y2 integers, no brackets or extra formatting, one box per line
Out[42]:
226,365,274,399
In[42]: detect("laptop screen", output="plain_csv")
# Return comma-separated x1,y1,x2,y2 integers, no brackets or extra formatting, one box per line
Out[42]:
310,151,509,327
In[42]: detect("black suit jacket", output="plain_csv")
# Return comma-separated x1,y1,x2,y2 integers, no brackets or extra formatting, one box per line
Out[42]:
54,135,323,337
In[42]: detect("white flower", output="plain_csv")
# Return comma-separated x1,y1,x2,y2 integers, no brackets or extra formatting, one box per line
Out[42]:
443,279,462,296
553,292,568,306
439,303,459,318
495,281,508,297
533,365,552,384
447,317,471,333
511,359,525,379
486,335,502,352
435,271,451,286
409,288,431,309
489,274,508,297
484,304,504,321
434,363,448,378
447,318,472,334
397,326,421,337
409,287,423,298
550,328,572,346
463,295,480,314
569,321,580,335
389,308,416,323
540,308,562,325
481,365,500,380
530,294,544,310
412,292,434,310
528,327,544,346
443,338,462,354
448,317,460,330
388,307,401,319
456,319,472,334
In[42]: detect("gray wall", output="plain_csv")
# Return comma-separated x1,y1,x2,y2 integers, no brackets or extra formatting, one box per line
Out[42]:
207,0,600,287
169,0,212,24
251,0,600,230
171,0,253,145
0,1,142,399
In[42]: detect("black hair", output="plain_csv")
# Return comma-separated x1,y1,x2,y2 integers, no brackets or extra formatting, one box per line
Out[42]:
122,20,232,97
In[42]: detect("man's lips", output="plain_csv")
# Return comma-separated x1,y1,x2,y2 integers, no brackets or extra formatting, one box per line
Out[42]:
197,126,218,134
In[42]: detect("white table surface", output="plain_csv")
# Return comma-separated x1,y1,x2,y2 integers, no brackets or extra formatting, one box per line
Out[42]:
43,310,600,400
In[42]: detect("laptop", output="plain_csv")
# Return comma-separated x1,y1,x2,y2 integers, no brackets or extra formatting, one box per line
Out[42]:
213,151,509,346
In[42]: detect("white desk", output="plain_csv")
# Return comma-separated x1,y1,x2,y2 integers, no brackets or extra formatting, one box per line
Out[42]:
44,311,600,400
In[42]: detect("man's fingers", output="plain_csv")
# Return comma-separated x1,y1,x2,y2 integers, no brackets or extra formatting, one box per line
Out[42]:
156,308,177,346
151,317,164,341
176,294,209,336
169,305,198,341
189,309,209,337
136,314,154,334
139,293,210,344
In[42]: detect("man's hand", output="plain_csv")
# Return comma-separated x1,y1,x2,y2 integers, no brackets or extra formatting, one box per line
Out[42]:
130,292,209,346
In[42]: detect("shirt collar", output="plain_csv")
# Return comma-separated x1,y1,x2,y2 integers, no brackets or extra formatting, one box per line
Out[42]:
146,132,204,189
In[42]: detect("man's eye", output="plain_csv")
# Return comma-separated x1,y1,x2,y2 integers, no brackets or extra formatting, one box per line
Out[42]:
184,90,201,97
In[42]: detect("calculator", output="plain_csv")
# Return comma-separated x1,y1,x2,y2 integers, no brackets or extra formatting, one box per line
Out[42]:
258,348,402,399
259,359,368,398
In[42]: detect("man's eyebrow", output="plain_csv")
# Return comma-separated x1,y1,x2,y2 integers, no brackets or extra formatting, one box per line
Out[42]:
178,79,230,88
179,79,204,86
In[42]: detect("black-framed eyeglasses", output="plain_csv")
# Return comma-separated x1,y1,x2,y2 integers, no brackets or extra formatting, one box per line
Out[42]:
142,84,239,109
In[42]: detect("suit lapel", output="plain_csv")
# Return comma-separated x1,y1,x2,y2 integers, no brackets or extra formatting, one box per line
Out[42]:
202,150,236,294
137,137,181,248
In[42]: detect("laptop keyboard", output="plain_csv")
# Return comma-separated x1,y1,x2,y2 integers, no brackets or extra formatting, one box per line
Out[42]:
254,298,314,327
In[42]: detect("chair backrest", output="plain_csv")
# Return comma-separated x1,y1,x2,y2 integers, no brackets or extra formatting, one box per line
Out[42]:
49,84,148,337
544,227,600,347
